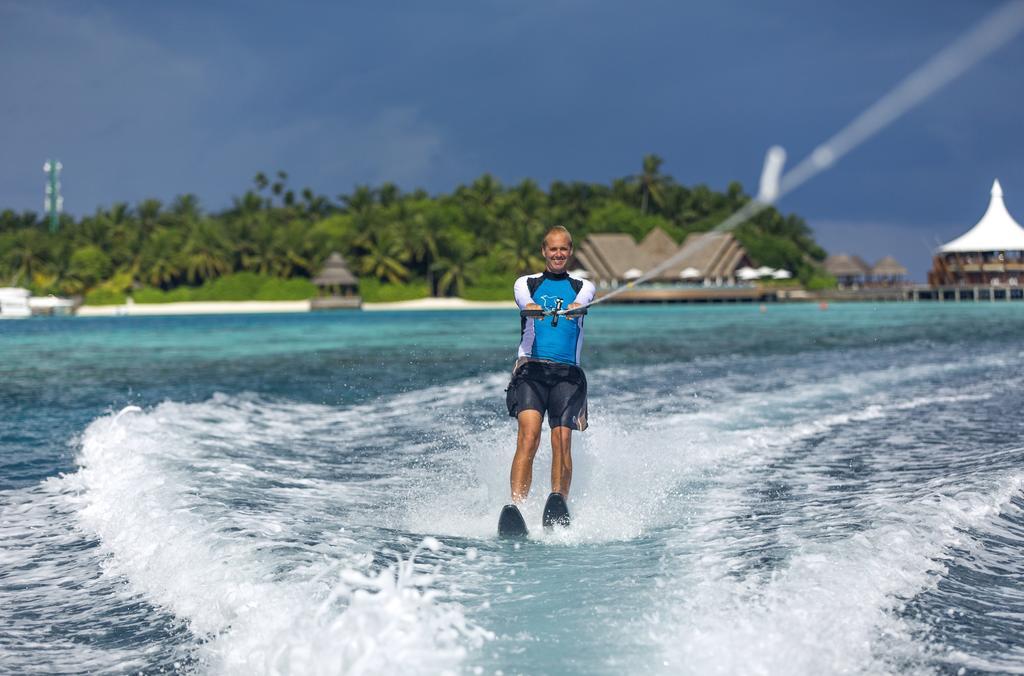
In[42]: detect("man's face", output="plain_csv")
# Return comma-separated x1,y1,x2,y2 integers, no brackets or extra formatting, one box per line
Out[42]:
542,232,572,273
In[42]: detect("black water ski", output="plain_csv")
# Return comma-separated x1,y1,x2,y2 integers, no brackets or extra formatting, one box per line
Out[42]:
542,492,571,529
498,504,529,538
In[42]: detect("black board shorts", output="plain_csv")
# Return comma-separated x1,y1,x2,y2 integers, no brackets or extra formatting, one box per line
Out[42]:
505,359,588,431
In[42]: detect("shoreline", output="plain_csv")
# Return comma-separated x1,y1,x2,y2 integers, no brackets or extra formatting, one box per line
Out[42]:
75,297,516,317
361,297,515,311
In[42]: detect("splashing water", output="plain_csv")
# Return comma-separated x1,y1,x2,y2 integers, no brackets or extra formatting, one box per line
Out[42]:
4,306,1024,674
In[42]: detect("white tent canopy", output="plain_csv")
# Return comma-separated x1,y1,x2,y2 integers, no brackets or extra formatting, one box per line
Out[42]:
623,268,644,280
755,266,775,277
939,179,1024,253
772,269,792,279
736,266,759,281
679,267,702,279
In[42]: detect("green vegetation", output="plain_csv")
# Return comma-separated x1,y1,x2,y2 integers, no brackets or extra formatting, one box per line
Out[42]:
119,273,317,305
0,157,829,303
358,278,430,303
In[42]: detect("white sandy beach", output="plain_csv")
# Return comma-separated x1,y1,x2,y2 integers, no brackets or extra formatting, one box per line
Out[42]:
75,297,516,317
76,300,313,317
361,297,515,311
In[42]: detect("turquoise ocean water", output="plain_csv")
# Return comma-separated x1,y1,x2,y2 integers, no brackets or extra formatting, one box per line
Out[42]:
2,303,1024,674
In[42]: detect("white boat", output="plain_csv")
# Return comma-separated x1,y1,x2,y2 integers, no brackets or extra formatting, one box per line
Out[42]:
28,294,76,316
0,287,32,319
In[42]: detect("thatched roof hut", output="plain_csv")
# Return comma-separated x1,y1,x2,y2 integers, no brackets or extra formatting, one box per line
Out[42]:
871,256,907,278
575,234,641,281
311,252,360,309
638,227,678,260
574,227,752,284
672,232,750,280
824,254,870,277
312,252,358,287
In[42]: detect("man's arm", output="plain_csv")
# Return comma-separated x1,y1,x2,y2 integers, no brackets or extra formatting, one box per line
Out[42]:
513,275,541,310
568,280,597,310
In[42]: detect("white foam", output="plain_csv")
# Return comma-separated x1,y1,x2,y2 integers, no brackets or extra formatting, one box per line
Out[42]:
399,356,997,546
655,474,1023,675
66,402,491,674
36,346,1020,673
0,482,162,674
639,369,1021,676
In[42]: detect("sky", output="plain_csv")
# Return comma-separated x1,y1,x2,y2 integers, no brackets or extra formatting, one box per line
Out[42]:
2,1,1023,280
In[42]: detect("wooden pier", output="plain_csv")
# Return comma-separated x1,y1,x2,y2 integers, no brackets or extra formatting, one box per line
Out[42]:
818,285,1024,302
595,284,1024,304
595,286,777,304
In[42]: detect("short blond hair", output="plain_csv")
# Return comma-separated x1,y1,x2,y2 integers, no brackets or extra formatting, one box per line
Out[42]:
542,225,573,249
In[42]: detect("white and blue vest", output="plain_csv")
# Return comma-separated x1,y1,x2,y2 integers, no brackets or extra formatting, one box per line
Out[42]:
514,271,596,366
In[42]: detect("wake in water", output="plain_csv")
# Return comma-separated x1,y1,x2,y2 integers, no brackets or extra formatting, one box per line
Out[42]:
3,340,1024,674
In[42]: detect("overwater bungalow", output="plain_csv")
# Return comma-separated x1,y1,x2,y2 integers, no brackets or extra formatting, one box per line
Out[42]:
929,180,1024,287
870,256,908,286
824,254,871,288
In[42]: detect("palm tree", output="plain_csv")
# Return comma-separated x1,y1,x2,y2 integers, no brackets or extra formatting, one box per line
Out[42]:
137,227,185,288
512,179,545,218
377,182,401,207
357,227,410,284
499,215,545,275
231,190,266,216
687,184,716,220
147,255,184,289
301,188,332,217
3,228,48,284
271,170,288,198
341,185,376,216
432,228,477,297
267,220,314,278
137,199,163,231
171,194,202,221
182,219,232,283
633,154,668,214
457,173,501,208
396,208,440,292
549,181,595,231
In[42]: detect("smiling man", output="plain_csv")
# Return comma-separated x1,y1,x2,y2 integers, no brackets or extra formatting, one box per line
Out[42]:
499,225,596,536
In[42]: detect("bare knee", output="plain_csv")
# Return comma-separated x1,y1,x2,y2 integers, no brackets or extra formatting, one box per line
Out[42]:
517,412,543,454
550,426,572,453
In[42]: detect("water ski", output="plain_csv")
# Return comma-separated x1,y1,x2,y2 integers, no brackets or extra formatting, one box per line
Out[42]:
542,492,571,529
498,504,529,538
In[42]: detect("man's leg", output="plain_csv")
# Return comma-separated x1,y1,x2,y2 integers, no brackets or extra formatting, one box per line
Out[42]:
550,426,573,497
510,410,543,502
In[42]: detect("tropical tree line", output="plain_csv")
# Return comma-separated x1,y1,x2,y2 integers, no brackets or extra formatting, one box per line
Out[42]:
0,156,830,302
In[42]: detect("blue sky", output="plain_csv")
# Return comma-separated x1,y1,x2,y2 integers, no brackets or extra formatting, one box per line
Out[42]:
2,1,1022,279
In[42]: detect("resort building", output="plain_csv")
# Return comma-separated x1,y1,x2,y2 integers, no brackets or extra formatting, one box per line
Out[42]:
824,254,907,288
0,287,32,318
311,251,361,309
573,228,754,287
823,254,871,288
870,256,908,286
929,180,1024,287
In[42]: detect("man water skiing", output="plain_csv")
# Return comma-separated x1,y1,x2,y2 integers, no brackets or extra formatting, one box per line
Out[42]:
499,225,595,537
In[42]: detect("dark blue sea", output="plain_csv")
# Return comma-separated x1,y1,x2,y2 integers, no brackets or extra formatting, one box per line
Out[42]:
2,303,1023,674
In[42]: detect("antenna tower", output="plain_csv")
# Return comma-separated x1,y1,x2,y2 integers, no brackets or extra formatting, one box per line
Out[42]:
43,159,63,233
